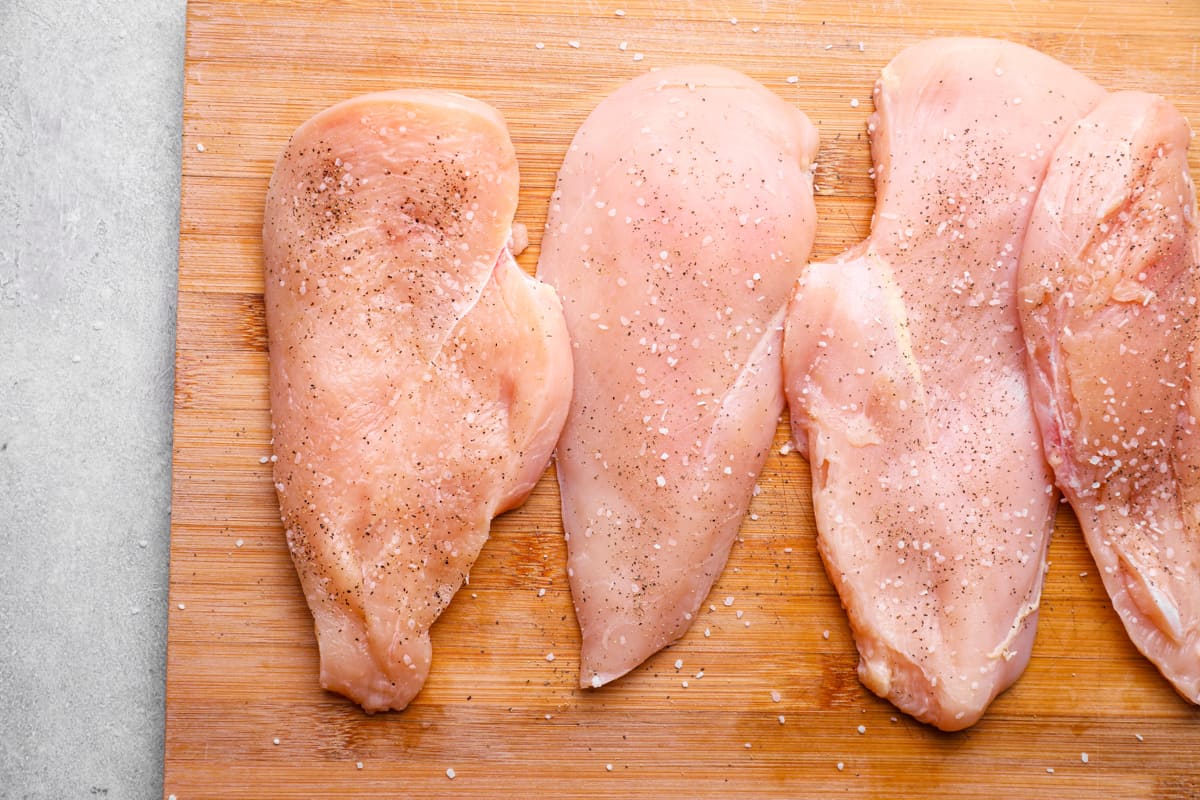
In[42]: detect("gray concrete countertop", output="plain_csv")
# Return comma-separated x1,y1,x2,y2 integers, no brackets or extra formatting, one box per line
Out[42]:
1,2,186,797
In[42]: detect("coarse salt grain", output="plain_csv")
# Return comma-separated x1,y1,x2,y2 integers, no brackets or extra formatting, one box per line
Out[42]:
592,675,603,688
259,455,269,464
770,690,781,702
273,737,280,745
177,603,185,610
356,762,363,769
446,768,456,780
235,539,243,548
778,715,786,724
674,658,683,669
836,762,844,771
614,8,625,15
857,725,866,734
724,597,734,607
535,42,544,49
568,40,580,48
1046,768,1055,774
1081,752,1089,764
850,98,860,108
546,652,556,662
786,75,799,84
822,630,830,639
606,763,614,771
633,53,644,61
196,143,205,152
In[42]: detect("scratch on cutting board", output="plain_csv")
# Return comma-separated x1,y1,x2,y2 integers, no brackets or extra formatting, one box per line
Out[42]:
875,0,910,15
1068,19,1095,67
422,0,464,14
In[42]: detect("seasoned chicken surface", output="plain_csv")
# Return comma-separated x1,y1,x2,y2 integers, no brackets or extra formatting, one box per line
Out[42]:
1018,91,1200,703
264,91,572,711
538,66,818,687
783,39,1105,730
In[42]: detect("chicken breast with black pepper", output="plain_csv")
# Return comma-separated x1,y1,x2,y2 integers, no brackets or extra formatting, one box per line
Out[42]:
1018,91,1200,704
537,66,818,687
783,39,1105,730
263,90,572,712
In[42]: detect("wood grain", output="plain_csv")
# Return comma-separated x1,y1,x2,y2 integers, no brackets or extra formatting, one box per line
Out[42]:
167,2,1200,797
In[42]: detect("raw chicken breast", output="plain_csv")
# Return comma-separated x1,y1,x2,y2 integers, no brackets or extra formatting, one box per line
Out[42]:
263,91,572,712
1018,91,1200,703
783,39,1105,730
538,66,818,687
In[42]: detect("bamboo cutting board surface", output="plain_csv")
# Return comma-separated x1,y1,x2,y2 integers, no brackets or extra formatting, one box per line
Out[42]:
168,2,1200,797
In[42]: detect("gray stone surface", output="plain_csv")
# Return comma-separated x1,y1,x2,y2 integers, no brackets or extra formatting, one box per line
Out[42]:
0,1,186,798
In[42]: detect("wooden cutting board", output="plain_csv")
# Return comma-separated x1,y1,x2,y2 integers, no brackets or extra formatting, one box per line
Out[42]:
167,2,1200,797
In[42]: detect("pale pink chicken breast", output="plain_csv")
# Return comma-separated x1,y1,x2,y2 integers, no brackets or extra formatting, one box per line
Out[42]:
783,39,1105,730
263,91,572,712
1018,91,1200,703
537,66,818,687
